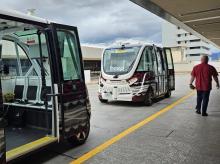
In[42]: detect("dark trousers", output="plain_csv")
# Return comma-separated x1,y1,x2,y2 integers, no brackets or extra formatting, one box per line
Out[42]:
196,90,211,114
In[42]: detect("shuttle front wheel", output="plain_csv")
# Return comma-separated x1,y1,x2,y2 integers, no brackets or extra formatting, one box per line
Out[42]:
68,119,90,146
144,90,154,106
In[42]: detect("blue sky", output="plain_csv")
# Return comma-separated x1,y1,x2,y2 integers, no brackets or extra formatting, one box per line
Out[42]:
1,0,163,45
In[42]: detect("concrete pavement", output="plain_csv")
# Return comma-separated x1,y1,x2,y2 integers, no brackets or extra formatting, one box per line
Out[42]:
15,74,220,164
85,89,220,164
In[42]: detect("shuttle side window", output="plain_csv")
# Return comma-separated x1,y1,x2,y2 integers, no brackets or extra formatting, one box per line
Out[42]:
21,32,49,76
137,47,153,72
161,50,168,72
165,49,174,69
57,30,82,81
152,49,158,75
1,40,18,76
0,40,32,76
18,45,31,76
159,48,165,71
156,48,163,74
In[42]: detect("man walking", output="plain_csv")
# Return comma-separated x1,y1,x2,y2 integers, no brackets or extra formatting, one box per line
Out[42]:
190,55,219,116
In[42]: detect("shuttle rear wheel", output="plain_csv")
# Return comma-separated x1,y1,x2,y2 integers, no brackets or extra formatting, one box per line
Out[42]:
165,90,171,98
99,98,108,103
68,119,90,146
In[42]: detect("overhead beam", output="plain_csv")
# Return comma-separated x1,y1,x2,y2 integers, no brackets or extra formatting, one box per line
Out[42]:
183,16,220,23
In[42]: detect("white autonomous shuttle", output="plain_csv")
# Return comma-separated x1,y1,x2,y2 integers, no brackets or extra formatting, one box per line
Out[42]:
0,9,91,163
98,43,175,105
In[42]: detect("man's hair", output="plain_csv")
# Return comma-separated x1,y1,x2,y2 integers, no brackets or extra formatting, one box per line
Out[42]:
201,55,209,63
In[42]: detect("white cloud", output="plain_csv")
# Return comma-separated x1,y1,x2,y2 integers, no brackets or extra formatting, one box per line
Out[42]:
1,0,163,44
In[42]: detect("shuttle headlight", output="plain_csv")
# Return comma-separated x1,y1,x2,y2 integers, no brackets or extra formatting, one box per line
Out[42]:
128,77,138,85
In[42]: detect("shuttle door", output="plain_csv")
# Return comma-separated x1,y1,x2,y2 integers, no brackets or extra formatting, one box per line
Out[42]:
155,47,165,95
164,48,175,91
50,23,90,138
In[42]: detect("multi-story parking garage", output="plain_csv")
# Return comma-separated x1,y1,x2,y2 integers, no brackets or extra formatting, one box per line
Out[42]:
162,22,211,62
1,1,220,164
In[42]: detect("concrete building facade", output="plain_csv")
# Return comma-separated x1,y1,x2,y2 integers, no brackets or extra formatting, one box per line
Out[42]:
81,45,103,72
162,21,211,62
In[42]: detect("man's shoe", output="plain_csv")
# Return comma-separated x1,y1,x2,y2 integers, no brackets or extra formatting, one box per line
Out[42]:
202,113,208,116
196,110,201,114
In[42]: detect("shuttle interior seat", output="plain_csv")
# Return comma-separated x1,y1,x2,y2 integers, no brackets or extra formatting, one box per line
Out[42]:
26,77,53,110
13,77,26,102
26,76,40,104
4,76,53,110
3,76,53,128
14,85,24,100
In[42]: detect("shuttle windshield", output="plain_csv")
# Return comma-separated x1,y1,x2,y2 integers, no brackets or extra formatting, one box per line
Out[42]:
103,46,141,75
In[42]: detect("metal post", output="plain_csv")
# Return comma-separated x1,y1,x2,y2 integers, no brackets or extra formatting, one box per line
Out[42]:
37,30,50,134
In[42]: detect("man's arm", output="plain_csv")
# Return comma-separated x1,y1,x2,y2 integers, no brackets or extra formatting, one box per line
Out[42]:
212,66,219,89
190,67,196,89
190,75,195,85
213,76,219,89
189,75,196,89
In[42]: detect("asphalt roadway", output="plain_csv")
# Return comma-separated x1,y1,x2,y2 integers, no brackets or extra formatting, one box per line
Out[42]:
15,74,220,164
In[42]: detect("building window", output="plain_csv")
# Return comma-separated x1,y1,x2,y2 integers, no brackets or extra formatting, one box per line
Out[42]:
177,34,181,37
190,47,201,49
202,46,210,51
190,39,201,42
189,54,200,56
177,41,181,44
177,26,180,29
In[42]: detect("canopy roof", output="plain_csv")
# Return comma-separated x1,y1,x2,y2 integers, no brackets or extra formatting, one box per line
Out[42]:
131,0,220,48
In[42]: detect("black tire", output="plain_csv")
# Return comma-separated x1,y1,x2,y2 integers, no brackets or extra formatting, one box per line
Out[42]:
144,90,154,106
68,119,90,146
165,90,171,98
99,97,108,103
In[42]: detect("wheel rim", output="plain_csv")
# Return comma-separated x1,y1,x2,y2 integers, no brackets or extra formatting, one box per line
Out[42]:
76,122,90,141
76,131,86,141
